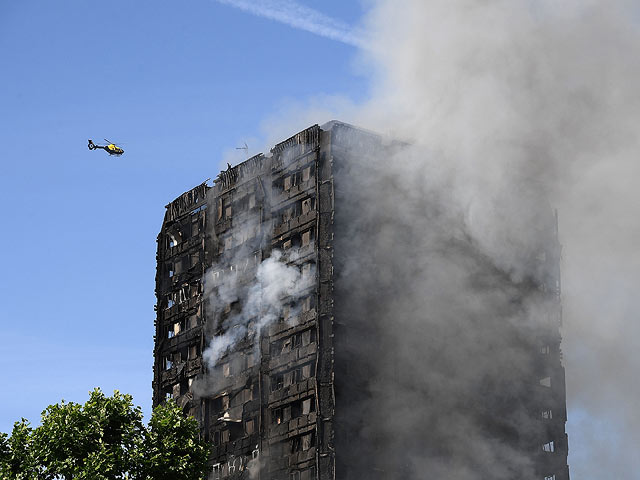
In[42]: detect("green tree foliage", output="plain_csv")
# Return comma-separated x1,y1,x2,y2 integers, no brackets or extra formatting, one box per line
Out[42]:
33,389,144,480
0,419,39,480
139,401,210,480
0,389,210,480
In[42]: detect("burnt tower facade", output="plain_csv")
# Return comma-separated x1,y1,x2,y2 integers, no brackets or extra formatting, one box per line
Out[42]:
153,122,570,480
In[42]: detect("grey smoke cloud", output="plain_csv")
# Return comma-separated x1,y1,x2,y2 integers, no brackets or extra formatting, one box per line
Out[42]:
337,1,640,478
332,133,561,478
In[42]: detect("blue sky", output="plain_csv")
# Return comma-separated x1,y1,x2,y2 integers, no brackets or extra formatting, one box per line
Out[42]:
0,0,368,431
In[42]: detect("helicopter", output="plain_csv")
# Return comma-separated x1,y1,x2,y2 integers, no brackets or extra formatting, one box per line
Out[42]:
88,139,124,156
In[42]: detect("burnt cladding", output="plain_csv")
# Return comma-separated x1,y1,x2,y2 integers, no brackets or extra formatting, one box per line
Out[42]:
153,122,570,480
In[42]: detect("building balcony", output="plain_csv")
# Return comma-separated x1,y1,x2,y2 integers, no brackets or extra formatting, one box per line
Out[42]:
268,378,315,404
269,344,318,370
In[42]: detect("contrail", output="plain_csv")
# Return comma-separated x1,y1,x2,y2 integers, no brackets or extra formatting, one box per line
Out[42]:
213,0,365,48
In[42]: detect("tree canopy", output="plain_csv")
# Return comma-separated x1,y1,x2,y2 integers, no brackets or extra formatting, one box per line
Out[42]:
0,389,210,480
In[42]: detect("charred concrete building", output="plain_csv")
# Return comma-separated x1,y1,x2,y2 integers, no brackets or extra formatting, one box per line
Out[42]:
153,122,570,480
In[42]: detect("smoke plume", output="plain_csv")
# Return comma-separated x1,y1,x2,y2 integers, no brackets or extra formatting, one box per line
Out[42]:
339,1,640,478
194,166,315,399
202,249,314,369
248,1,640,478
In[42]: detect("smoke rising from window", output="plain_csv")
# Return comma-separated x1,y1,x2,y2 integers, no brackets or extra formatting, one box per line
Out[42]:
193,172,315,399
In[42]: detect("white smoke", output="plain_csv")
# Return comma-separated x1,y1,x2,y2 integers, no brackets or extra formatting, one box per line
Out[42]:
247,249,313,330
202,248,314,368
202,327,244,368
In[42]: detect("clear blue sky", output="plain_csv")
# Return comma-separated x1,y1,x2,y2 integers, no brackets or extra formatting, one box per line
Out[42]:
0,0,368,431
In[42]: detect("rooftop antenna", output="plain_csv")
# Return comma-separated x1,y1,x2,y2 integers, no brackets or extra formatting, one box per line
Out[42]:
236,142,249,158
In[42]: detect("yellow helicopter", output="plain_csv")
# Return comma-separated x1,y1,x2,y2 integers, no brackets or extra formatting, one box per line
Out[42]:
88,139,124,156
